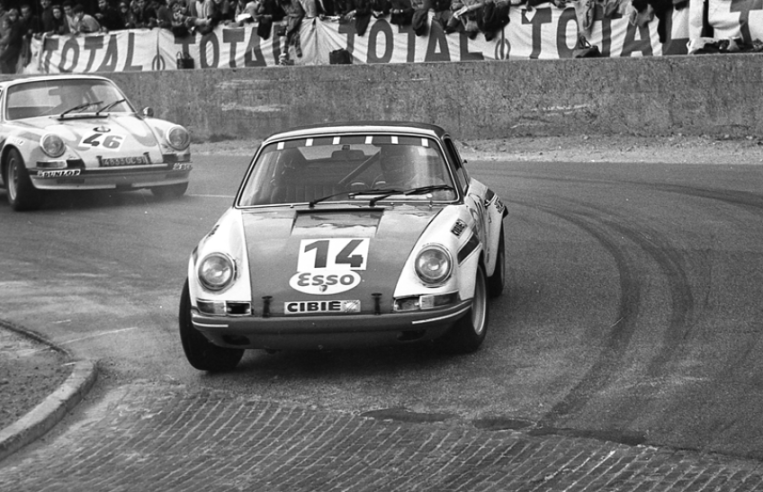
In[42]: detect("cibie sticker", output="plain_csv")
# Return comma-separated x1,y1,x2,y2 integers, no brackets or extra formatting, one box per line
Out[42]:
289,270,361,295
284,300,361,315
297,238,370,271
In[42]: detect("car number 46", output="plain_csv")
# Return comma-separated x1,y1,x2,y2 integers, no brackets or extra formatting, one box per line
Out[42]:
80,133,124,150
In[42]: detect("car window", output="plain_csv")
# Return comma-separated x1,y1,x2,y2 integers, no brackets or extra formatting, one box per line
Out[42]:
5,79,133,120
444,137,469,191
237,135,458,207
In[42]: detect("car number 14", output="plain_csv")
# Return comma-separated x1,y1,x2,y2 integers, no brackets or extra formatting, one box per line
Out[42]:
297,238,370,271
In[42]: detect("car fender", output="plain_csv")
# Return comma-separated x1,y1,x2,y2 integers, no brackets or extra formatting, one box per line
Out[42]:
187,208,252,307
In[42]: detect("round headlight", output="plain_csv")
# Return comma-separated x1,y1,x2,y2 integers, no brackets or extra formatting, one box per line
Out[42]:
415,244,452,285
167,125,190,151
40,133,66,158
198,253,236,292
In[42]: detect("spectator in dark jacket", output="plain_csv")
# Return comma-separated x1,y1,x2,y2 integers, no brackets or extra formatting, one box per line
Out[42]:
95,0,124,30
0,8,24,73
20,3,43,37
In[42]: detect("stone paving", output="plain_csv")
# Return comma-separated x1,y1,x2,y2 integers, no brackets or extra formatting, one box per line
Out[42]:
1,383,762,492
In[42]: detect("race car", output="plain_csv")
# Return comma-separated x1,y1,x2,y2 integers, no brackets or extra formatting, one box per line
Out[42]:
180,122,508,371
0,75,192,211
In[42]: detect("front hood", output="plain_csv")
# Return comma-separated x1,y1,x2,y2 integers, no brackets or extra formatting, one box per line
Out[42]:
32,114,162,166
243,205,442,314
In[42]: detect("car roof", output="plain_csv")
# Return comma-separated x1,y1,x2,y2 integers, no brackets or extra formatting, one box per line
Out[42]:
263,121,448,144
0,74,112,90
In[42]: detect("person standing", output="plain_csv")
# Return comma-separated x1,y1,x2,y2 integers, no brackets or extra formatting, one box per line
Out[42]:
0,8,24,73
94,0,124,30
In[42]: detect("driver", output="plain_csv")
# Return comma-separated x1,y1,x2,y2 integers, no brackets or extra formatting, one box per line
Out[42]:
378,144,425,189
54,84,86,113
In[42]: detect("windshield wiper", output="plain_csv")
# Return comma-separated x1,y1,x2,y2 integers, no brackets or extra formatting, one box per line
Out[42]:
59,100,103,118
369,185,455,206
95,98,126,116
307,188,402,208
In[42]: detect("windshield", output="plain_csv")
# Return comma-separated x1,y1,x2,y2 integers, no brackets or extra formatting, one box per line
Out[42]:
5,79,134,120
237,135,458,207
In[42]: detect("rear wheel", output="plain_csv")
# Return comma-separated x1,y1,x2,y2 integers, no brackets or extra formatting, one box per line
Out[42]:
486,228,505,298
179,279,244,372
438,264,489,354
152,182,188,199
6,149,42,211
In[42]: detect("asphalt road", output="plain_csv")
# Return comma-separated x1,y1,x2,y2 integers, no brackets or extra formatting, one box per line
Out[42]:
1,155,763,488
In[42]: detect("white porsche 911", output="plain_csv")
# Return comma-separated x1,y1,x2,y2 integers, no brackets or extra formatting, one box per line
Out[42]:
0,75,192,211
180,122,508,371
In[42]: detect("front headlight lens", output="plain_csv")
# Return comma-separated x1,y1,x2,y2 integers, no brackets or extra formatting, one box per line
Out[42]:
198,253,236,292
40,134,66,158
167,125,190,151
415,244,452,285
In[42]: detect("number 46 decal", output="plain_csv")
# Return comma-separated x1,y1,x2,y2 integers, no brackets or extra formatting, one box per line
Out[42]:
297,238,370,271
80,133,124,150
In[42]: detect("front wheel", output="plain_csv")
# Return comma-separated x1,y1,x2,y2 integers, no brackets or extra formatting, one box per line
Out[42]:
6,148,43,211
437,264,489,354
179,280,244,372
152,182,188,199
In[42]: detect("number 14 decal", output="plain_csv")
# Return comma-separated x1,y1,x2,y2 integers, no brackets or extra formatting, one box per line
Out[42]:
80,133,124,150
297,238,370,271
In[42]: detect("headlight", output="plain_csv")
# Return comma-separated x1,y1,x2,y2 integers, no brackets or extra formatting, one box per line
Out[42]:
167,125,190,151
414,244,452,285
198,253,236,292
40,134,66,158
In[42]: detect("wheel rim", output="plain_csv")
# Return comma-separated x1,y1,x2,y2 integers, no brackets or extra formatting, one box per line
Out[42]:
7,160,18,201
471,268,487,335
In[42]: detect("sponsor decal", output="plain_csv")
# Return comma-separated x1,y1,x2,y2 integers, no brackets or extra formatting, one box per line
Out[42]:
451,219,467,237
284,299,361,315
172,163,192,171
98,155,149,167
290,238,369,294
289,270,362,295
37,169,80,178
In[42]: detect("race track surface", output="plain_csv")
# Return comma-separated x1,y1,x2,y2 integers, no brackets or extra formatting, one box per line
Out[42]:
1,155,762,491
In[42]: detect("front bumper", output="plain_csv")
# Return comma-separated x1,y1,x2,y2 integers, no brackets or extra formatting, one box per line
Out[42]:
190,300,472,350
30,162,192,191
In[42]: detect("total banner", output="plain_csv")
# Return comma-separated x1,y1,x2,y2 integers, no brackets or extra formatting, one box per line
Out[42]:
21,0,758,74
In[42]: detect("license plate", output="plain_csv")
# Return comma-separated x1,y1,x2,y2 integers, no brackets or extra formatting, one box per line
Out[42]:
99,156,148,167
172,163,192,171
284,300,360,315
38,169,80,178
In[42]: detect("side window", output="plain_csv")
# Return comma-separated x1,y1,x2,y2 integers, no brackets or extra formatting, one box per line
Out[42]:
444,137,469,191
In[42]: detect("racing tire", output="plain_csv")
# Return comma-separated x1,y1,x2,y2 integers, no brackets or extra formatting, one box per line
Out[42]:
5,148,43,211
486,228,506,298
179,279,244,372
152,182,188,199
437,264,489,354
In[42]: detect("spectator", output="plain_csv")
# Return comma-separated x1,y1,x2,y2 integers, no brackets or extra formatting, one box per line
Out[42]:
276,0,303,61
342,0,372,36
47,3,70,33
130,0,155,27
389,0,413,26
62,0,78,32
95,0,124,30
169,0,191,35
39,0,57,32
0,8,24,73
232,0,257,25
151,0,174,27
71,3,101,32
253,0,284,39
20,3,43,37
117,0,133,27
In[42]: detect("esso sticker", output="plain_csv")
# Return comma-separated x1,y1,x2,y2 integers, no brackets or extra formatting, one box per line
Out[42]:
289,270,361,295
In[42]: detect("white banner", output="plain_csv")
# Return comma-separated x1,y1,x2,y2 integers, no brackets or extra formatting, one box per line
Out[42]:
23,0,758,74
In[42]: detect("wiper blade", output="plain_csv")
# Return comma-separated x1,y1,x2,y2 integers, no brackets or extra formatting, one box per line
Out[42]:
95,98,126,116
59,100,103,118
308,188,403,208
403,184,455,196
308,190,354,208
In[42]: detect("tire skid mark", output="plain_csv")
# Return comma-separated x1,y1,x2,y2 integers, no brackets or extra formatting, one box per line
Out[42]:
507,194,701,436
507,198,643,427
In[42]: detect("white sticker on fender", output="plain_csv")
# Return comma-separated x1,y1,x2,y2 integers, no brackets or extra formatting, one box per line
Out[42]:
289,270,361,295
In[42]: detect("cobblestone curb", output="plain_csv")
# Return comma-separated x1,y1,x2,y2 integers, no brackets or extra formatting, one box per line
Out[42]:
0,321,98,463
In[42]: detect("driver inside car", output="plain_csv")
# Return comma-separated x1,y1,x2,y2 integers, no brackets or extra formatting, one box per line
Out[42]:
378,144,447,189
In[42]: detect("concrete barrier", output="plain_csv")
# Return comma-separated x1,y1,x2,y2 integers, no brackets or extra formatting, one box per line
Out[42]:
24,54,763,141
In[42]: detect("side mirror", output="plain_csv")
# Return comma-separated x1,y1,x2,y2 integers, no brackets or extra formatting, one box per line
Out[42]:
141,107,154,118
